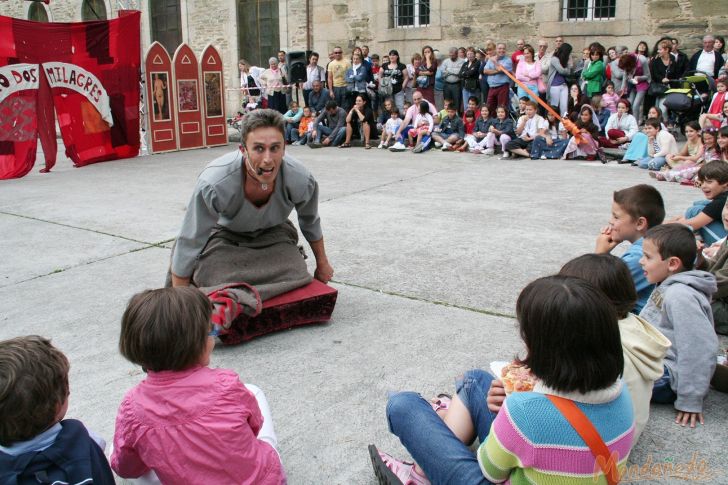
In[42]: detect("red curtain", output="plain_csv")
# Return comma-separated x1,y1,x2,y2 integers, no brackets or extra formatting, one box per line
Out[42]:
0,12,141,179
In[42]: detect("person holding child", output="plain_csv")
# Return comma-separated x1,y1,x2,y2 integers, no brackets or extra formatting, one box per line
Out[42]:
408,101,435,153
111,287,285,483
370,275,635,485
168,109,334,296
596,184,665,313
0,336,115,484
563,105,605,161
639,224,718,428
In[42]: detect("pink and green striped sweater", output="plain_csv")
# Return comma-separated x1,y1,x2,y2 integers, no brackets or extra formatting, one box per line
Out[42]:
477,381,635,484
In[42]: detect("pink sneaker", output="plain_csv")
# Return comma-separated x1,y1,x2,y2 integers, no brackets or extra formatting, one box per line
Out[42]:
369,445,431,485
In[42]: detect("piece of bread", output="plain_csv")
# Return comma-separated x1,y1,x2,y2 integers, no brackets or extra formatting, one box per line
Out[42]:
501,363,536,394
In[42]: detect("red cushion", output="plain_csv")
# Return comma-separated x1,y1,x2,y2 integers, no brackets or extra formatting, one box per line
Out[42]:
219,280,338,345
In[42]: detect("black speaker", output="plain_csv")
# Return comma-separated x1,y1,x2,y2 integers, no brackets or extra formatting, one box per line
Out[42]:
287,51,307,83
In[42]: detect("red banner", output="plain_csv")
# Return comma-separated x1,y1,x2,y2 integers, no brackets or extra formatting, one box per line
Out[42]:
0,13,141,179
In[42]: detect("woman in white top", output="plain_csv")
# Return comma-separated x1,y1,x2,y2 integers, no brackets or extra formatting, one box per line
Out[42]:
599,98,638,148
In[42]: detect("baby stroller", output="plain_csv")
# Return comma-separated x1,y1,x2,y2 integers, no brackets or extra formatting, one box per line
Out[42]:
664,71,714,135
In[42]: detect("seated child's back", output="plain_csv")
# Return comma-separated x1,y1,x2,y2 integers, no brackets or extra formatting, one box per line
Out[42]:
111,287,285,484
0,336,115,485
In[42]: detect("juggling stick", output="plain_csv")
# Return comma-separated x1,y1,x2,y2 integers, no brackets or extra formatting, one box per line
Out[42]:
496,64,582,143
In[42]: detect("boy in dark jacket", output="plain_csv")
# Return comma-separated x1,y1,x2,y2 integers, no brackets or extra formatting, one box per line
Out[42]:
432,103,465,151
0,336,115,484
639,224,718,428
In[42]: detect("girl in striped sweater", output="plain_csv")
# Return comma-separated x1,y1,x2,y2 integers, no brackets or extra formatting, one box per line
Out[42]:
370,276,635,485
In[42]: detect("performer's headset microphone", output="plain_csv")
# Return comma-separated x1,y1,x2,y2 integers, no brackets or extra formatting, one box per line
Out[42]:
240,144,264,176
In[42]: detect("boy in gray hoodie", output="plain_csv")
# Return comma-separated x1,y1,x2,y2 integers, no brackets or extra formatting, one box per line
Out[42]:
639,223,718,428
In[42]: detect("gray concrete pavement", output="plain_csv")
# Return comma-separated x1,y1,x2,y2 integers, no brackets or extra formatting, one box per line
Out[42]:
1,144,727,484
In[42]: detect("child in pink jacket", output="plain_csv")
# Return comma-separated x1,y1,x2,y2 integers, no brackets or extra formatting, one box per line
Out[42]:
111,287,285,485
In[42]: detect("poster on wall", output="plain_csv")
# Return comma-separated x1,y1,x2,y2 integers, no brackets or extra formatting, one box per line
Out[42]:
172,44,203,150
0,13,141,179
144,42,178,154
200,44,227,146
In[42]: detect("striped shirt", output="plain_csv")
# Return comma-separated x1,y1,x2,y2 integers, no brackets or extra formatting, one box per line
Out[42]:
477,381,635,484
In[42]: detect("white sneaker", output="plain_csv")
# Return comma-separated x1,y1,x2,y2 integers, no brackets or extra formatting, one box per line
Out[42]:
500,152,510,159
483,148,495,156
441,143,451,151
389,142,406,152
540,155,547,160
378,142,384,149
434,142,442,148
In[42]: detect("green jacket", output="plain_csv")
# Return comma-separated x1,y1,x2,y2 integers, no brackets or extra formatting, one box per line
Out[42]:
582,59,605,96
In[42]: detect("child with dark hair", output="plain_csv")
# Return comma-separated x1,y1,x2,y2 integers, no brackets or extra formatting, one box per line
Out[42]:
454,110,477,151
111,287,285,484
529,107,569,159
559,254,670,443
505,100,548,158
602,80,620,114
408,101,434,153
596,184,666,312
640,224,718,428
370,276,635,484
464,104,493,152
591,95,611,134
671,160,728,245
0,336,115,484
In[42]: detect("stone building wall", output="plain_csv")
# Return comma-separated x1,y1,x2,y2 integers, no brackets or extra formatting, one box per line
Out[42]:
282,0,726,60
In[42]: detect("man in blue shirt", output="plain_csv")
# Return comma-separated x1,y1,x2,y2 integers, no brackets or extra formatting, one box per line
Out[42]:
483,43,514,116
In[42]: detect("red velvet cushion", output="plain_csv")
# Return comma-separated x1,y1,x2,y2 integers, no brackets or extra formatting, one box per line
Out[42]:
219,280,337,345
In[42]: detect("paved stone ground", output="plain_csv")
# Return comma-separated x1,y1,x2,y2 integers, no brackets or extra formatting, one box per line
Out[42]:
1,144,727,484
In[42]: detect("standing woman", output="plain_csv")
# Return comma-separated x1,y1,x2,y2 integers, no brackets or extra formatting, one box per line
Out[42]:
618,52,651,124
635,41,650,58
460,47,481,111
381,50,409,111
417,45,438,104
344,51,369,111
260,57,287,114
515,44,541,101
406,53,422,104
547,43,573,118
581,44,605,97
650,40,678,121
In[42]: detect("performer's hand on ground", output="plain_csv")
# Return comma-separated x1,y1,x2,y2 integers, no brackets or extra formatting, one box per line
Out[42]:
487,379,506,413
314,260,334,283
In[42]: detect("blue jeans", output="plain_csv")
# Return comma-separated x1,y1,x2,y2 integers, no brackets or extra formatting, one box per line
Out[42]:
685,199,727,245
284,123,300,142
396,125,413,144
530,136,568,159
386,370,496,484
462,88,478,112
651,366,677,404
315,123,345,145
333,86,347,109
636,156,667,170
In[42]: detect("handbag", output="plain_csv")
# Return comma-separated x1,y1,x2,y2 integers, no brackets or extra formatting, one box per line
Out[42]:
379,75,393,96
416,75,429,88
648,82,668,97
546,395,621,485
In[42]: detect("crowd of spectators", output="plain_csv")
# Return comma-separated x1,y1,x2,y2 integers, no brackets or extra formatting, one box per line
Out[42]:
236,34,728,168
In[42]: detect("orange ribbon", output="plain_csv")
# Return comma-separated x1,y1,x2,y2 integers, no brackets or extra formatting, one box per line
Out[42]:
495,64,582,143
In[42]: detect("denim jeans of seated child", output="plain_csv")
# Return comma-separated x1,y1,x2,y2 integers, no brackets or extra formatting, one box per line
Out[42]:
386,369,496,484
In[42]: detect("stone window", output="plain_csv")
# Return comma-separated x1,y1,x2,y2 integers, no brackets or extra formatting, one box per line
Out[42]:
392,0,430,28
27,2,49,22
562,0,616,21
82,0,108,20
150,0,182,55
